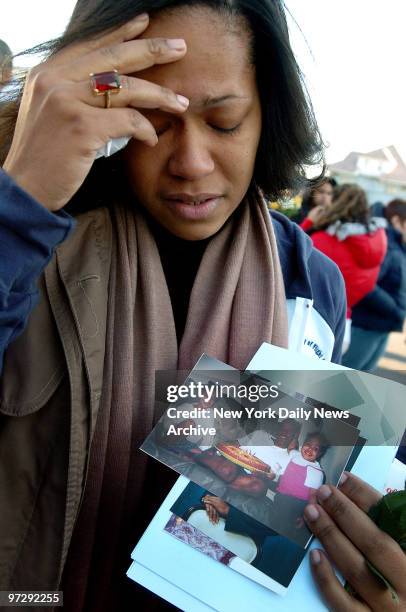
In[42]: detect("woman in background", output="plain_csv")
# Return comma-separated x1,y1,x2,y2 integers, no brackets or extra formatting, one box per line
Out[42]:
343,198,406,371
292,176,336,226
300,184,387,352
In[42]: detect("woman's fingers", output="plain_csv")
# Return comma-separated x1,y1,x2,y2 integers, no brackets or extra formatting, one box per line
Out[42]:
76,75,189,113
310,549,369,612
66,37,187,82
308,477,406,609
47,13,151,67
315,484,406,594
3,13,188,213
91,107,158,147
304,502,396,608
338,472,382,513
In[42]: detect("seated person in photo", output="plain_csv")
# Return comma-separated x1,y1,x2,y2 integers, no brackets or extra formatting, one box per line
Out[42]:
202,494,306,586
203,494,270,536
270,432,329,539
194,419,301,497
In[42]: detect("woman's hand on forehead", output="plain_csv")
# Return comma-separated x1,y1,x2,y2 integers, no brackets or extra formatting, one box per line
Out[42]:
50,16,187,78
3,14,189,213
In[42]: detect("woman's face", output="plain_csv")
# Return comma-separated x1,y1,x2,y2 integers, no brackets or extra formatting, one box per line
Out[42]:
312,182,334,209
124,7,262,240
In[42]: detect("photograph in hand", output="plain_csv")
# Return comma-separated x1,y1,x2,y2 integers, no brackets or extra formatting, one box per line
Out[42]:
166,480,305,594
164,432,367,596
141,359,361,547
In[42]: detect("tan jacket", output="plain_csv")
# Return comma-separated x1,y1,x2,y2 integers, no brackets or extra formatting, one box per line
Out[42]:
0,208,111,590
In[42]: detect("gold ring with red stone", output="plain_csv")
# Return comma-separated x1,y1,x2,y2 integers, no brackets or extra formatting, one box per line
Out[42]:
90,70,122,108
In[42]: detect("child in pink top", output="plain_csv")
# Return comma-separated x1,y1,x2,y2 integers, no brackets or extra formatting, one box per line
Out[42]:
276,432,327,500
270,432,329,545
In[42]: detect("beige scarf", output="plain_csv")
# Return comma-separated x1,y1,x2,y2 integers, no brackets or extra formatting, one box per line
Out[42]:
62,191,288,610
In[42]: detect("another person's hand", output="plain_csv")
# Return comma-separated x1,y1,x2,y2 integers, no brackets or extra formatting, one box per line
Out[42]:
3,14,189,212
203,495,230,524
204,502,220,524
306,204,327,226
304,472,406,611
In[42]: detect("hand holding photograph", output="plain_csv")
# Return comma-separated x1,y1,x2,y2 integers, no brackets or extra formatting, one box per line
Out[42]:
141,355,361,547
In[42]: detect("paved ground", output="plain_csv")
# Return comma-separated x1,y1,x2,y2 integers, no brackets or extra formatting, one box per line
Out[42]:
375,322,406,385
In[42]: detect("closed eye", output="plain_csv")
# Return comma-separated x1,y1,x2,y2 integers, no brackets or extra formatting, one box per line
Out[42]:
155,121,243,137
210,123,242,134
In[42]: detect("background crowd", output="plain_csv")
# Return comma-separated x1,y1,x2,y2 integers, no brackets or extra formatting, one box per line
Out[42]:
293,177,406,375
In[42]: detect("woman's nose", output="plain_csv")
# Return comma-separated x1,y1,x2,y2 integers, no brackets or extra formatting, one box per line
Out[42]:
168,127,215,180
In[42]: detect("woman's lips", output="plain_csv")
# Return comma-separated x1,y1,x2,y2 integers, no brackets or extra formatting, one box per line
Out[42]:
163,196,222,221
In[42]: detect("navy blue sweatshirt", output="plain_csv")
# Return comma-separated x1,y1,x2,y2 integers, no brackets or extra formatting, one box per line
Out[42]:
0,169,74,371
352,225,406,332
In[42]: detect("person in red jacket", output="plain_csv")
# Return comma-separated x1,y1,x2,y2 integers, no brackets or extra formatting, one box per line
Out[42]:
300,184,387,351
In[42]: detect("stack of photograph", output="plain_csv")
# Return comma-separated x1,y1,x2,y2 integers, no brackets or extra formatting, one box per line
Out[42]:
133,347,396,598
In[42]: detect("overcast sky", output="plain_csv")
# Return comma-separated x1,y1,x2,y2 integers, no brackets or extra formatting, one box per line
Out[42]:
2,0,406,165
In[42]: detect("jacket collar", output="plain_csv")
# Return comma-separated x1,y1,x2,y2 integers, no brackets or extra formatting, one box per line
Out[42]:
271,210,314,301
387,225,406,251
0,208,111,417
53,207,112,403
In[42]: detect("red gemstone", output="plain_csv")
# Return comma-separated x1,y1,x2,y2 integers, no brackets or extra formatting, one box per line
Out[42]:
90,71,121,94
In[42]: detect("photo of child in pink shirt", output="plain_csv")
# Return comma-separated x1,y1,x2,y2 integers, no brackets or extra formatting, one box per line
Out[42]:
276,432,328,500
270,432,330,545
